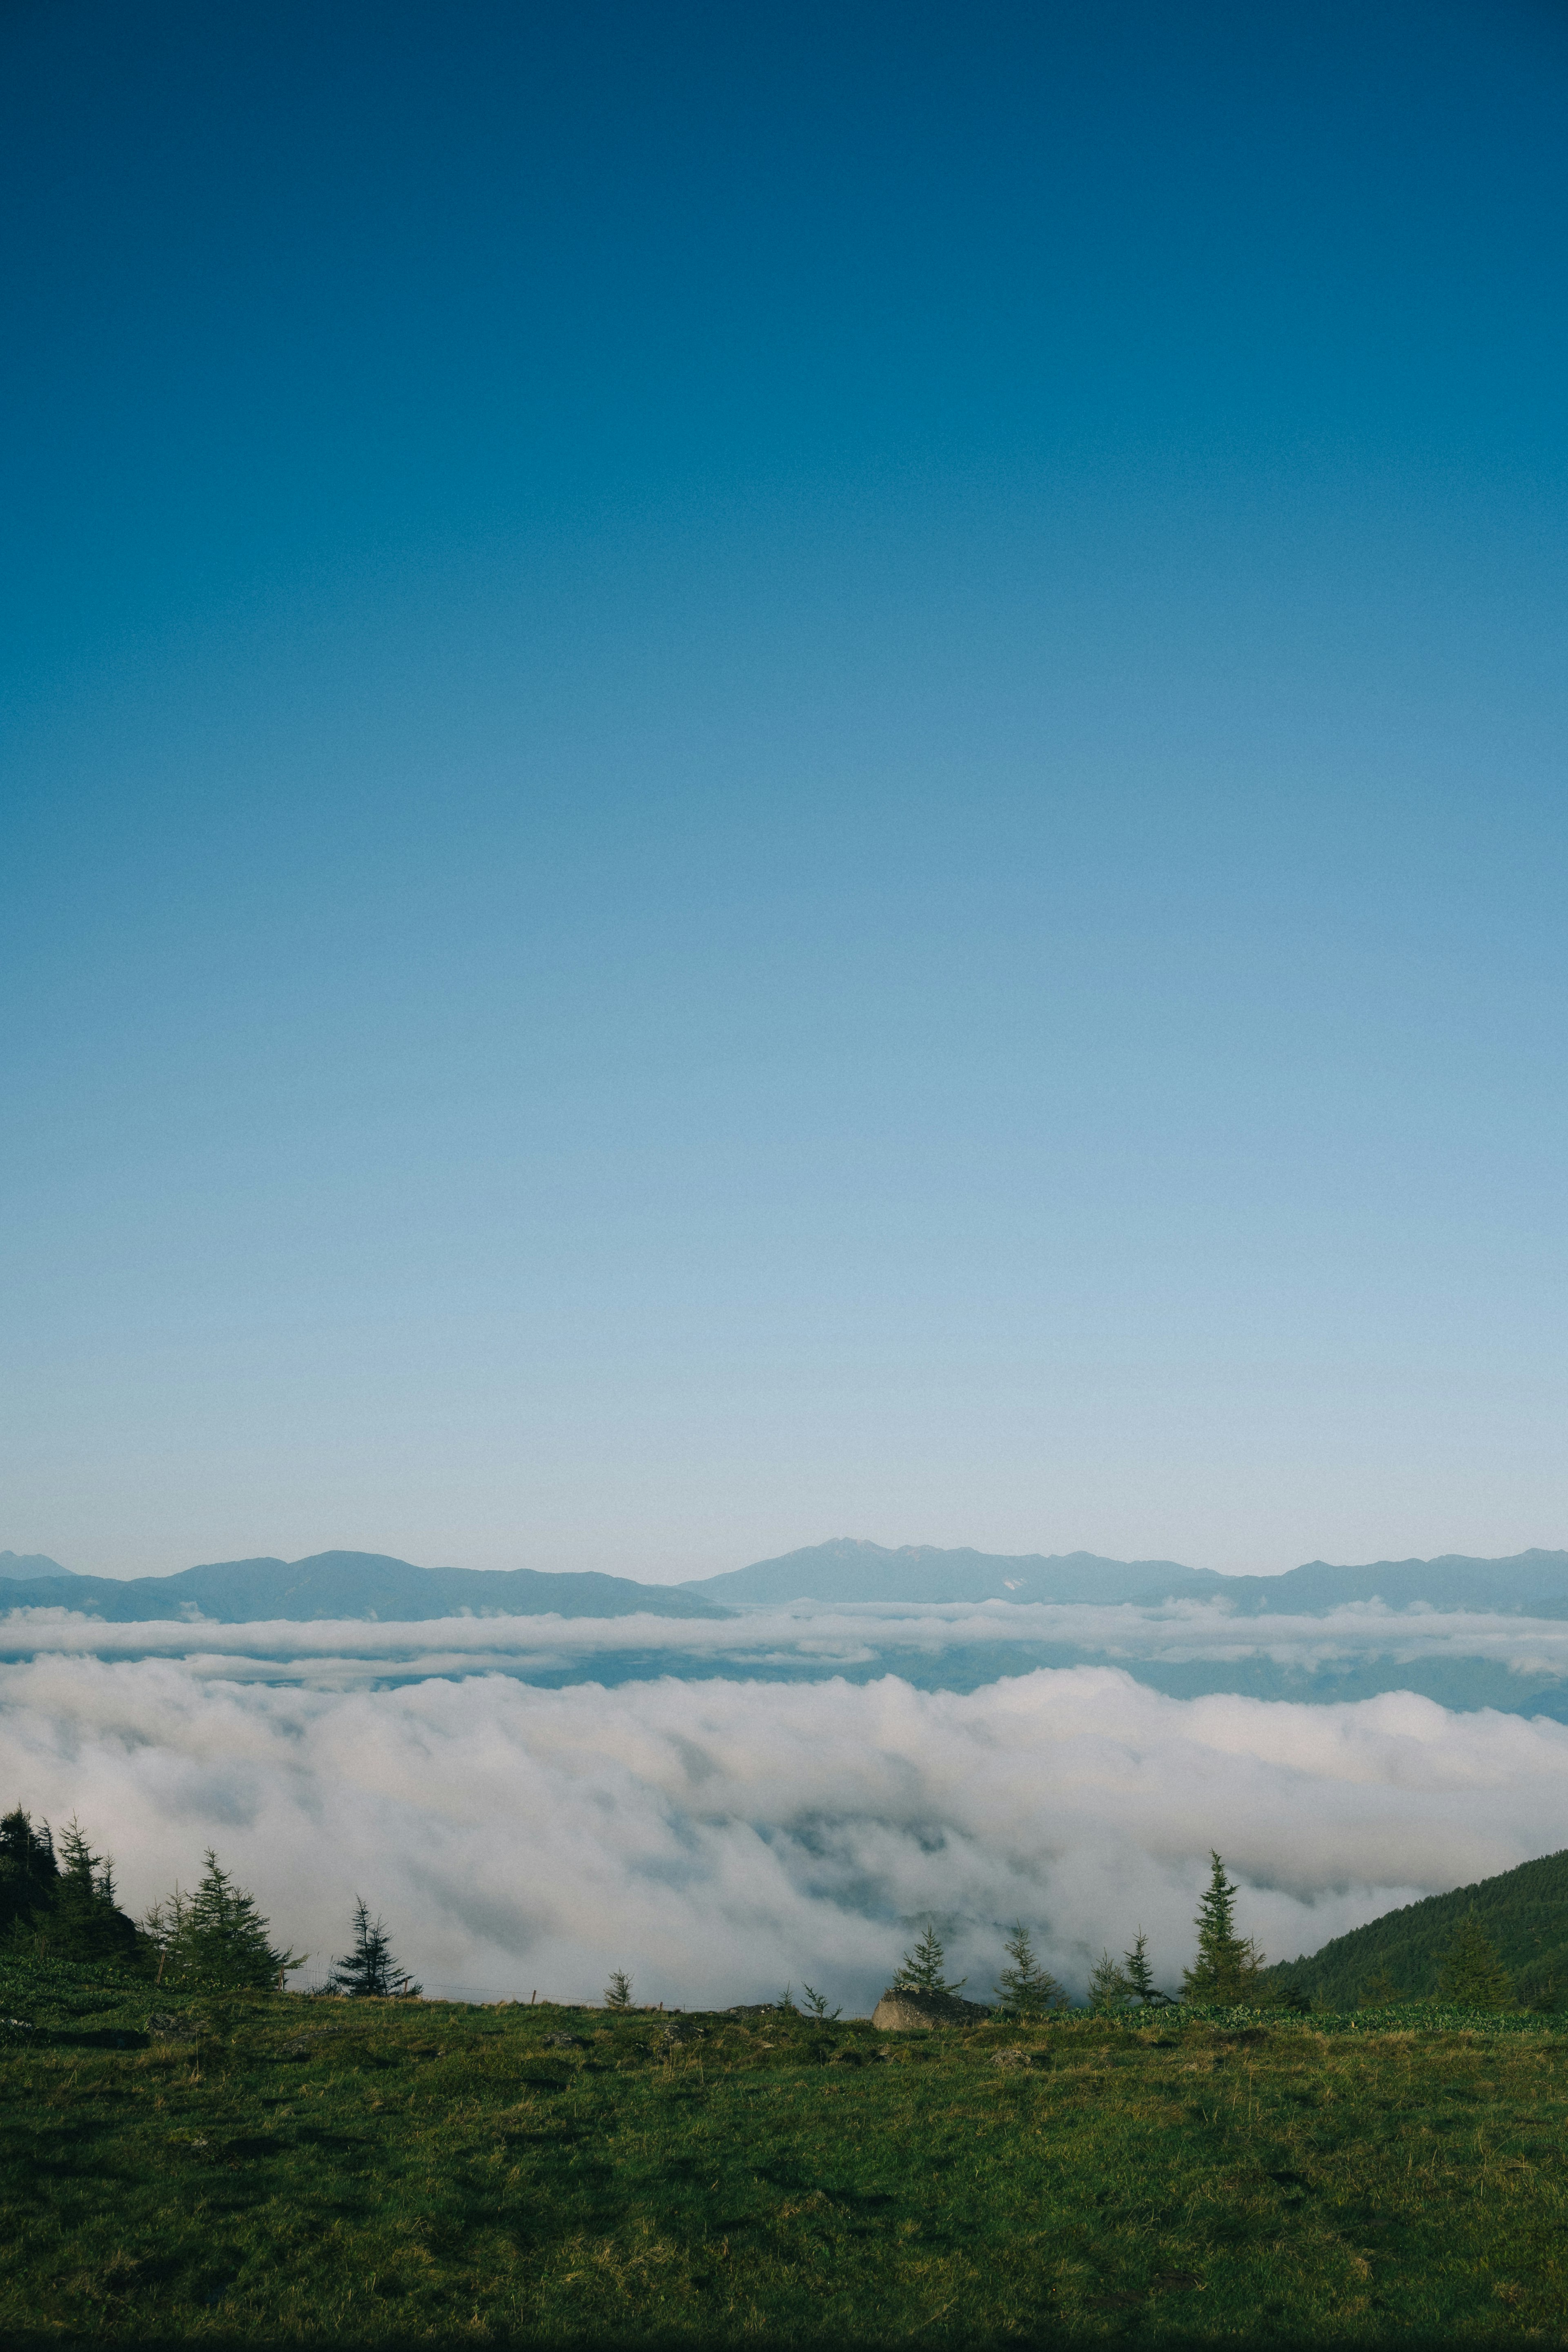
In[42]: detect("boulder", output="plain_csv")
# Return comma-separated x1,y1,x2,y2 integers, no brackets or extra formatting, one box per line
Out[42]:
871,1986,990,2031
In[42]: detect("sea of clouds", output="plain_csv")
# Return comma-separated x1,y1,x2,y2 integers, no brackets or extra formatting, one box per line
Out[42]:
6,1595,1568,1692
4,1598,1568,2009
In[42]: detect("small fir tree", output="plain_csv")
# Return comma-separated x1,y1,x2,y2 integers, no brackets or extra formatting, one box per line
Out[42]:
140,1886,189,1986
329,1898,418,1997
800,1982,841,2020
604,1969,634,2009
1181,1851,1266,2004
146,1853,302,1991
1122,1929,1163,2005
1436,1911,1514,2010
895,1920,965,1997
993,1922,1062,2018
1088,1950,1131,2012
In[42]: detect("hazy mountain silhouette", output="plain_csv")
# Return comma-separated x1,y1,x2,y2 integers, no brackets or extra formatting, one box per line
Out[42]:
1213,1550,1568,1615
0,1550,728,1623
11,1535,1568,1642
0,1551,72,1579
682,1538,1568,1615
681,1538,1221,1606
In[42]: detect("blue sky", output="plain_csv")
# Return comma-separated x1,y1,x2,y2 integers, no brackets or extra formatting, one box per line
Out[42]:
3,0,1565,1579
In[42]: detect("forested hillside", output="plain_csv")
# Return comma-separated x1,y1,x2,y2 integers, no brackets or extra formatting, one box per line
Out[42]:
1272,1847,1568,2010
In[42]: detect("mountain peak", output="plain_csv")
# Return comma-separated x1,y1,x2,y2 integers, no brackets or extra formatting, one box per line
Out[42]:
0,1550,72,1579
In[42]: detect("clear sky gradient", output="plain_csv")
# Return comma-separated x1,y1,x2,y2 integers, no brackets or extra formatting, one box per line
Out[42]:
4,0,1565,1580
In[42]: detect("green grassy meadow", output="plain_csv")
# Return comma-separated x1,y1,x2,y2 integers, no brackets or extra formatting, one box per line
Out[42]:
7,1962,1568,2348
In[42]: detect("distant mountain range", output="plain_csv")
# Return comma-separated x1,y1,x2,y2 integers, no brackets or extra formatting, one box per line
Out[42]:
0,1550,727,1623
682,1539,1212,1605
680,1537,1568,1616
7,1535,1568,1630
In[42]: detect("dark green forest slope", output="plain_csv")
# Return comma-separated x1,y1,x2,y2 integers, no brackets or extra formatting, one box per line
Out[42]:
1272,1847,1568,2010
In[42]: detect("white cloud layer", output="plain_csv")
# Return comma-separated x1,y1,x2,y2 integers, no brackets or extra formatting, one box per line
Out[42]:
7,1595,1568,1683
4,1634,1567,2009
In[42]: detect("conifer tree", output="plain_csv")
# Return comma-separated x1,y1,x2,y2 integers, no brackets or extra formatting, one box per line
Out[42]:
1088,1949,1131,2011
17,1817,144,1969
993,1922,1062,2018
1181,1851,1266,2004
1122,1928,1163,2004
1436,1911,1514,2010
0,1807,58,1940
140,1886,189,1986
895,1920,965,1996
146,1853,302,1990
329,1898,417,1996
604,1969,634,2009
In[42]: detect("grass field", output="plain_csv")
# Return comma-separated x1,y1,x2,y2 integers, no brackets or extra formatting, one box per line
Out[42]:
5,1960,1568,2347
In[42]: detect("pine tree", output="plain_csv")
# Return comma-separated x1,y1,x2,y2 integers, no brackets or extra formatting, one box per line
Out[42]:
800,1983,841,2020
993,1922,1062,2018
1122,1928,1164,2005
1436,1911,1514,2010
895,1920,965,1996
0,1807,58,1940
17,1817,145,1969
140,1886,189,1987
1181,1851,1266,2004
1088,1950,1131,2012
329,1898,418,1997
148,1853,302,1991
604,1969,634,2009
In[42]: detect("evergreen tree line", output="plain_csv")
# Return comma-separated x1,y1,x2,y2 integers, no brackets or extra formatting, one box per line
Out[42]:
981,1854,1519,2017
603,1851,1528,2018
5,1804,1526,2015
886,1853,1292,2017
0,1806,416,1996
869,1853,1299,2016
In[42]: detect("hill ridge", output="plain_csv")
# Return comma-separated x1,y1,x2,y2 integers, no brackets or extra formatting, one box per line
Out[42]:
682,1538,1568,1613
1274,1846,1568,2009
0,1549,728,1624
